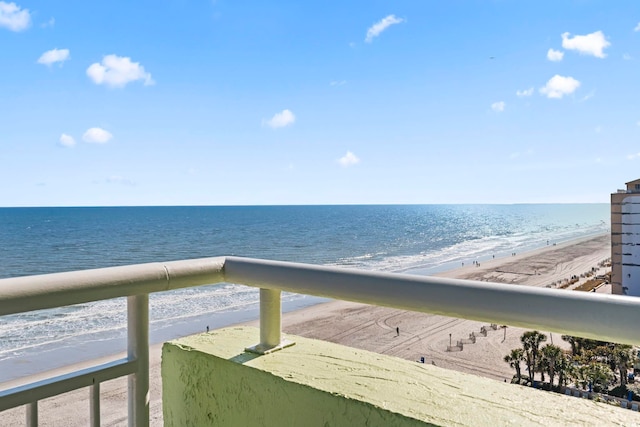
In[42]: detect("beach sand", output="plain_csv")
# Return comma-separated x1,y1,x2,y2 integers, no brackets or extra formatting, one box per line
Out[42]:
0,234,611,426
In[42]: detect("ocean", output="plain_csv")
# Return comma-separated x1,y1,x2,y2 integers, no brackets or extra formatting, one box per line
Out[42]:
0,204,609,381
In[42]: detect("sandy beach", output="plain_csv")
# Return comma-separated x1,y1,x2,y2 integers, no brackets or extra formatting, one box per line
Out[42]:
1,234,612,426
276,234,611,381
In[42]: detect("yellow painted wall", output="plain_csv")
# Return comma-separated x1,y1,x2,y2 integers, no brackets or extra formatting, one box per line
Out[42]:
162,327,639,426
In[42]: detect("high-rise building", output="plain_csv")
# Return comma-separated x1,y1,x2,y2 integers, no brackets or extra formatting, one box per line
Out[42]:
610,178,640,296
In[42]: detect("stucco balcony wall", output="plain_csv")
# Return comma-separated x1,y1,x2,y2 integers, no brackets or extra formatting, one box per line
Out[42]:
162,327,638,427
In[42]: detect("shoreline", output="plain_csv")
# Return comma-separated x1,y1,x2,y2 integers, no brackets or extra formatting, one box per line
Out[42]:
401,230,609,277
1,233,612,426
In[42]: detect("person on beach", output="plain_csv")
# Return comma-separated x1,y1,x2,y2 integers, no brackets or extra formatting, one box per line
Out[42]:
396,327,400,336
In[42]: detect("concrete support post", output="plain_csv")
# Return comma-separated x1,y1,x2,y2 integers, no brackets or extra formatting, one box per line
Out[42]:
128,294,149,427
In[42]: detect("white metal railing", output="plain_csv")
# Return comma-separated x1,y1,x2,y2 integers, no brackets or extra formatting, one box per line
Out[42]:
0,256,639,426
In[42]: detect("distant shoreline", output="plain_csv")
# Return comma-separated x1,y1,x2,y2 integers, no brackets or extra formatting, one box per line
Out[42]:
403,229,609,276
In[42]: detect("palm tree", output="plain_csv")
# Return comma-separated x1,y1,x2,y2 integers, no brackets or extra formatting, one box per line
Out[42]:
504,348,524,383
561,335,578,356
563,336,608,358
541,344,563,390
521,331,547,385
521,343,534,382
556,353,573,388
611,344,634,386
575,363,614,392
588,363,615,392
537,352,548,384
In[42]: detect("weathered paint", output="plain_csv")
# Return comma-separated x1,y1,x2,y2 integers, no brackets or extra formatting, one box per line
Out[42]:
162,327,640,426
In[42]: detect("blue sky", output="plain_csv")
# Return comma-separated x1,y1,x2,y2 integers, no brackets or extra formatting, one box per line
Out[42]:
2,1,640,206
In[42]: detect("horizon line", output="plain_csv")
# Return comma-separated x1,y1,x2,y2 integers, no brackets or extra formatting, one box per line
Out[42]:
0,202,610,209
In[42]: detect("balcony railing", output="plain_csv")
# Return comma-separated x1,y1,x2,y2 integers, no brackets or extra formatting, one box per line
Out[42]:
0,256,639,426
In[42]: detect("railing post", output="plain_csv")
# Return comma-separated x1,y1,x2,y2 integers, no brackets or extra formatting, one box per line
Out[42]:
90,382,100,427
127,294,149,427
245,288,294,354
260,288,281,347
26,401,37,427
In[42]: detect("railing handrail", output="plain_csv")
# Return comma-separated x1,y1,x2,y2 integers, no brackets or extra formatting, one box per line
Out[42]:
0,358,136,412
0,257,226,316
1,256,639,426
1,256,637,345
223,257,640,346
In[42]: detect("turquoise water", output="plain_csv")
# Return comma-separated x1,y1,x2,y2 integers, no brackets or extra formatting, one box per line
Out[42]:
0,204,609,380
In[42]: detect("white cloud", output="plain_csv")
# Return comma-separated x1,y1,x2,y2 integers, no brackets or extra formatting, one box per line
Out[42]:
264,109,295,129
539,75,580,99
561,31,610,58
37,48,70,66
594,125,602,133
86,54,154,88
516,87,534,97
627,152,640,160
635,22,640,32
330,80,347,86
0,1,30,31
546,48,564,61
491,101,505,112
59,133,76,147
338,151,360,167
82,127,113,144
623,53,632,60
365,15,404,43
